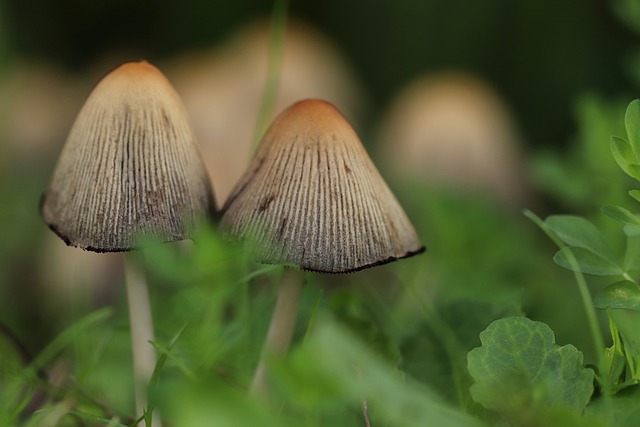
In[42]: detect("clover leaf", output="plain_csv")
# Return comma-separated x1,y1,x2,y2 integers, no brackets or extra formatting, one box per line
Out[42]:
467,317,594,416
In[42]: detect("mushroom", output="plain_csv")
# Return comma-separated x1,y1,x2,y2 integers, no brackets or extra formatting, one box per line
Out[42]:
220,99,424,395
377,71,529,208
40,60,215,424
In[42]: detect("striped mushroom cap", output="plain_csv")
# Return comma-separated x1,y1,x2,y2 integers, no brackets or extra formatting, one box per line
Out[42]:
41,60,215,252
220,99,424,273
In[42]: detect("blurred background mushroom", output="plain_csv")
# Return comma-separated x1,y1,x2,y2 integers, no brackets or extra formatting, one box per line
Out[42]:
0,60,82,165
376,71,531,209
165,18,366,203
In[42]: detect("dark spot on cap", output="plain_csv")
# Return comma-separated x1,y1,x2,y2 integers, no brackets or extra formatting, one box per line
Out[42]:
257,194,276,214
277,217,288,239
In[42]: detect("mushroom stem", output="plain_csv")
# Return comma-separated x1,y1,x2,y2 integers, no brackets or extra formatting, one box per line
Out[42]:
250,268,304,396
123,253,161,426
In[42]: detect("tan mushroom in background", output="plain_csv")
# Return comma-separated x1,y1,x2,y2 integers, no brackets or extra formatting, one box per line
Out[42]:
40,60,215,426
377,72,530,208
166,19,365,204
0,60,83,162
220,99,424,395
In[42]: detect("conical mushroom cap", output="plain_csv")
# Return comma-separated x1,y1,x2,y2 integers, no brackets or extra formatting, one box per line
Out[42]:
41,61,215,252
220,99,424,273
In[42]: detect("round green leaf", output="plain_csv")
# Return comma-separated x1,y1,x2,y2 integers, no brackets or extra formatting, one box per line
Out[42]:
594,281,640,310
545,215,618,265
611,136,640,180
625,99,640,157
553,246,623,276
629,190,640,204
602,205,640,225
467,317,594,415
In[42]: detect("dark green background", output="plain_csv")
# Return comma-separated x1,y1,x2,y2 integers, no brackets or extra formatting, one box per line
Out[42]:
3,0,638,148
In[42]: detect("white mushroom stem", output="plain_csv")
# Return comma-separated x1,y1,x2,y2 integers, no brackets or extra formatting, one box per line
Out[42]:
123,253,161,426
250,268,304,396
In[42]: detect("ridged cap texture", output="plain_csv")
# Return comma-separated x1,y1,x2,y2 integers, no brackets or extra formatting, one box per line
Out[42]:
41,61,215,252
221,99,424,273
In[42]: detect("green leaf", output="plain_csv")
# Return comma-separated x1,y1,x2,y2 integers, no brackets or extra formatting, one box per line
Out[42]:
625,99,640,156
629,189,640,203
594,281,640,310
467,317,594,415
625,236,640,272
624,223,640,237
630,164,640,178
275,317,481,427
165,379,294,427
148,323,192,422
611,310,640,379
553,247,624,276
67,411,128,427
545,215,619,265
31,308,112,372
602,205,640,225
609,309,640,383
0,330,33,423
587,385,640,427
611,136,640,179
599,339,626,392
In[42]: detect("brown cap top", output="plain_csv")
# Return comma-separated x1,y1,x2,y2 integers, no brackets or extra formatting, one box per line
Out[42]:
220,99,424,273
41,60,215,252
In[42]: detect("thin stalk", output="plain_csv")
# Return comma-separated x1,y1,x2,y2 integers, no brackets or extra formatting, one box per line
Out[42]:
567,254,605,354
250,0,289,155
362,398,372,427
250,268,304,397
355,364,372,427
524,211,616,421
123,253,161,427
524,210,605,357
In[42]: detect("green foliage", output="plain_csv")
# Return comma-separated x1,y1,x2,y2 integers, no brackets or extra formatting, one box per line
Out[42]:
168,382,290,427
610,101,640,181
274,317,482,427
0,309,113,425
587,385,640,427
467,317,594,418
544,215,624,276
525,99,640,422
594,281,640,310
545,215,619,263
530,95,628,214
610,136,640,180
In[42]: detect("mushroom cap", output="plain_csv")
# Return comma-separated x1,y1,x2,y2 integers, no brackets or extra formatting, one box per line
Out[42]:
220,99,424,273
41,60,215,252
